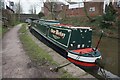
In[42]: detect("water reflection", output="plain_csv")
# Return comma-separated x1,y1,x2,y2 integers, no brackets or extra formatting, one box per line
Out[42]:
92,35,119,76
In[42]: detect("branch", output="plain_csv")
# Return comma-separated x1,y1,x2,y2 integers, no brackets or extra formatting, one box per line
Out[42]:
44,2,51,12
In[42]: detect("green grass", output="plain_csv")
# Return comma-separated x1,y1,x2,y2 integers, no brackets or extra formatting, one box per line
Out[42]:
19,24,55,64
13,21,21,26
1,21,21,37
60,16,101,27
1,27,9,37
60,70,74,78
60,16,118,39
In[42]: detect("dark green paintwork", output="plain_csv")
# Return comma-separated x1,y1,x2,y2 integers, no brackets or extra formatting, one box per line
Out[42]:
31,19,92,50
68,29,92,50
48,26,71,47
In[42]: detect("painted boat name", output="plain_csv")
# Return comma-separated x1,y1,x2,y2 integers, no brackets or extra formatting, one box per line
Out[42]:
50,29,65,39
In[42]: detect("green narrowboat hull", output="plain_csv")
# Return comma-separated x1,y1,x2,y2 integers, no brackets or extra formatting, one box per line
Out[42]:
30,19,102,70
31,19,92,50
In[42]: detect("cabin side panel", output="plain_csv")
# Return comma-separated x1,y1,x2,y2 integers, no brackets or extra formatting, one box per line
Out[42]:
68,29,92,50
48,26,72,49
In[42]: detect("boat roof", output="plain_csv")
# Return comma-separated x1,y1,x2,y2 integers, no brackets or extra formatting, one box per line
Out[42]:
38,19,91,29
53,24,91,29
45,20,59,22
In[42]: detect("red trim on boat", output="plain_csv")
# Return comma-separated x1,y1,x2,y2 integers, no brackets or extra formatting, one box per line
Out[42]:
72,48,93,54
67,57,96,67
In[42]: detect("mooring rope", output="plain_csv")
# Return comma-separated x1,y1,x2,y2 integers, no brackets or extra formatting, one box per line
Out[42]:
99,68,107,79
99,67,113,80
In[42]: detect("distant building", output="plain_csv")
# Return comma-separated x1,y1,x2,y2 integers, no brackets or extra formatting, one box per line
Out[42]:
43,1,104,19
84,2,104,16
63,5,85,17
62,2,104,17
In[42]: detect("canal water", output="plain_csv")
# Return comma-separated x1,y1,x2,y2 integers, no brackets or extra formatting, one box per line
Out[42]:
92,35,119,77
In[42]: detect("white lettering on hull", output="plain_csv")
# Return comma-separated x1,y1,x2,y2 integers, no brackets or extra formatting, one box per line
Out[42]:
50,29,66,39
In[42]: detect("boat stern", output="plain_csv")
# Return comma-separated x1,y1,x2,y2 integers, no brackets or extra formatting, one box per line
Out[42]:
67,48,102,70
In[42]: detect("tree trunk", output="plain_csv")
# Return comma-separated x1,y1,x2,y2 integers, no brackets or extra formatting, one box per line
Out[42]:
83,2,95,22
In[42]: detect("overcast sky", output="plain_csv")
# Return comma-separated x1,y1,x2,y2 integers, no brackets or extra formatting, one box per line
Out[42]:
4,0,117,14
5,0,43,14
5,0,89,14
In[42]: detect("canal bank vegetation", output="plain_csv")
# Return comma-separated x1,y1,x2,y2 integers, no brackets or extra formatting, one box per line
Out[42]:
19,24,73,78
2,19,21,37
2,6,21,37
19,24,55,65
60,15,119,39
2,22,20,38
2,24,13,36
59,3,119,39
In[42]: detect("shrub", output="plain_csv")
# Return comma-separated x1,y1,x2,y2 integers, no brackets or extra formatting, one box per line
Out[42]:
38,12,45,18
100,2,117,29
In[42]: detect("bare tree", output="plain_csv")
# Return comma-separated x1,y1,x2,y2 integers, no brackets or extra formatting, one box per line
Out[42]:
14,1,23,21
29,5,36,14
83,1,94,22
33,6,36,14
14,2,23,14
29,5,34,14
43,0,62,20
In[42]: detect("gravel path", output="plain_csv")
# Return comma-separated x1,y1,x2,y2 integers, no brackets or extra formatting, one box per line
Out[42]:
2,24,41,78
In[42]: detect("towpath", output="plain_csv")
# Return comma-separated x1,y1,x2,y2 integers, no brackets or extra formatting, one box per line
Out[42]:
2,24,42,78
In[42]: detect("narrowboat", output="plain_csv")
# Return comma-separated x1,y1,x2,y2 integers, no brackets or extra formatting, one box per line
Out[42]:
29,19,102,71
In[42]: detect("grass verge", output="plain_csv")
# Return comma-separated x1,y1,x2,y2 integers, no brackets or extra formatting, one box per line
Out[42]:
60,16,118,39
0,26,10,38
2,21,21,37
19,24,54,64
